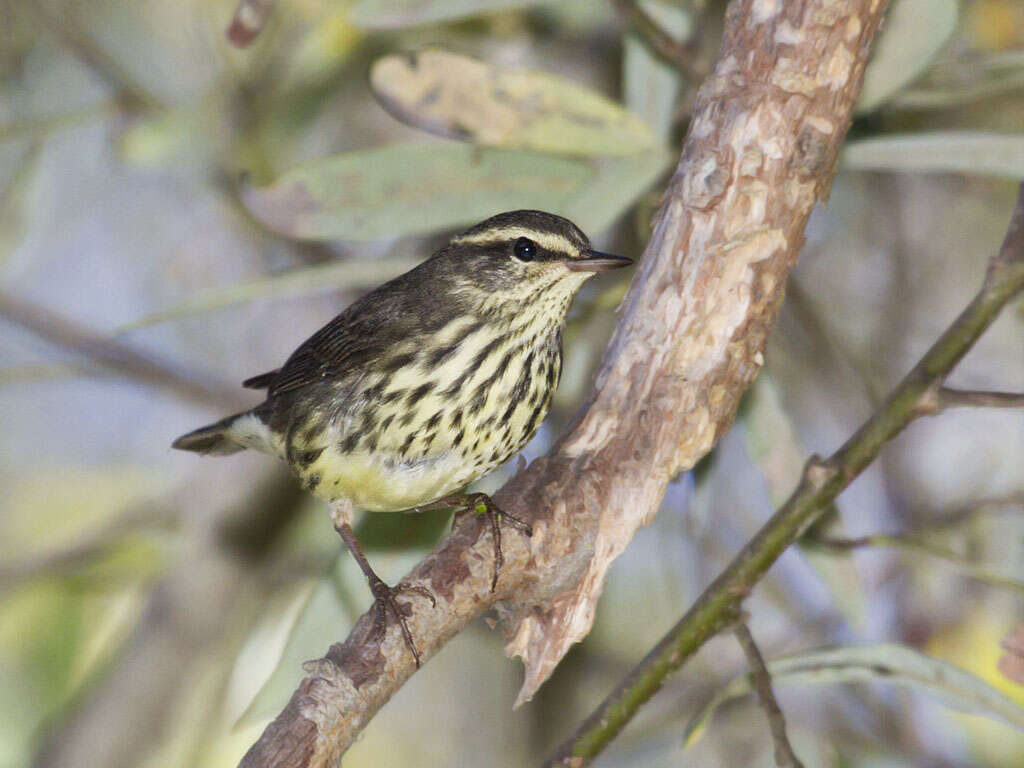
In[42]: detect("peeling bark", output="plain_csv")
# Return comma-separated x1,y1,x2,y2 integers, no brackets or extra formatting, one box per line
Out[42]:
238,0,891,764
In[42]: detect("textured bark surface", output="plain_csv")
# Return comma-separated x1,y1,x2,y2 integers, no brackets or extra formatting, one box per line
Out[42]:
239,0,891,765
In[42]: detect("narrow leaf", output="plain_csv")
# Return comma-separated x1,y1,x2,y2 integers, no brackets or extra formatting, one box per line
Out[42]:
349,0,550,30
561,148,673,233
842,132,1024,179
893,51,1024,109
684,644,1024,747
856,0,959,113
242,144,592,241
371,49,656,156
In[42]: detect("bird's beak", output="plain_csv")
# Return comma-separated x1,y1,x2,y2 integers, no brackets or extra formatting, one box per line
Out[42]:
565,250,634,273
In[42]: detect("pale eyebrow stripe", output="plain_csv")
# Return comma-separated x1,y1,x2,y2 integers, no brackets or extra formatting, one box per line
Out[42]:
452,227,583,256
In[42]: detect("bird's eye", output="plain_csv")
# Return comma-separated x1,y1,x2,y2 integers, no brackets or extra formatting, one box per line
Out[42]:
513,237,537,262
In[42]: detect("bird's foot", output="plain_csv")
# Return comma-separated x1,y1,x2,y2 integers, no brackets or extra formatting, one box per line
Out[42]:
368,576,436,668
424,492,533,592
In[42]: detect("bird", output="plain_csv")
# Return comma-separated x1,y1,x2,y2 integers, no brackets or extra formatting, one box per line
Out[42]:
172,209,632,665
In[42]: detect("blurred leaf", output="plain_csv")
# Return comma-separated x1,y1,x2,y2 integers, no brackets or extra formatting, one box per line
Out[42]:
115,257,420,332
236,548,424,728
561,147,673,233
118,105,229,169
371,49,656,156
243,143,670,241
272,12,364,95
349,0,550,29
856,0,959,113
842,132,1024,178
236,572,348,728
242,144,591,240
1000,623,1024,686
809,533,1024,594
1,467,166,562
745,375,868,627
126,147,669,328
0,141,43,268
929,610,1024,767
684,644,1024,748
893,51,1024,109
622,1,691,141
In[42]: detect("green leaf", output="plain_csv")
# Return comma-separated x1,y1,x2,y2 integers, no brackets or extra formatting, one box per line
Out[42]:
125,149,670,329
856,0,959,113
236,549,424,728
560,147,673,233
0,140,43,269
242,144,593,241
349,0,551,29
622,1,691,141
842,132,1024,179
892,50,1024,110
114,257,421,332
370,49,656,156
684,644,1024,747
744,374,868,628
243,143,672,242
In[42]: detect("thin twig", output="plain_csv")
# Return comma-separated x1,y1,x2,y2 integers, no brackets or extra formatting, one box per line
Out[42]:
933,387,1024,412
733,622,805,768
613,0,711,84
546,184,1024,765
808,533,1024,594
26,1,160,112
0,290,243,411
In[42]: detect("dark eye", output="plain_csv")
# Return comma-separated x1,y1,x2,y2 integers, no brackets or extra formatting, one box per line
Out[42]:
513,237,536,262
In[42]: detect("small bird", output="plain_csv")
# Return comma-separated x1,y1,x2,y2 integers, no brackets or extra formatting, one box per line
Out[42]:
173,210,631,665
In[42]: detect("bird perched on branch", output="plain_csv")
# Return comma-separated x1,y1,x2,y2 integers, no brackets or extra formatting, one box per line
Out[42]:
173,210,632,665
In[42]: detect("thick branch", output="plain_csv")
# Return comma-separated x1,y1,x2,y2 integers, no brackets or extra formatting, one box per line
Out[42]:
546,184,1024,764
239,0,892,765
733,622,805,768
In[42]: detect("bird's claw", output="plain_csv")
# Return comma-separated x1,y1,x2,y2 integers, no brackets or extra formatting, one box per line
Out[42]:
368,578,436,667
453,493,533,592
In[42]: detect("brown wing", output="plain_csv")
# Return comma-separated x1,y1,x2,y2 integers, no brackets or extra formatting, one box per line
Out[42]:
249,259,454,399
242,370,278,389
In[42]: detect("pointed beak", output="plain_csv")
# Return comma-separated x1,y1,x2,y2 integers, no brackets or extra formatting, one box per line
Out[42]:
565,250,633,273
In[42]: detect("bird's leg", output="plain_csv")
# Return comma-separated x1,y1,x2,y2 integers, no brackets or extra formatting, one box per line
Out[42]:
415,492,533,592
331,517,436,668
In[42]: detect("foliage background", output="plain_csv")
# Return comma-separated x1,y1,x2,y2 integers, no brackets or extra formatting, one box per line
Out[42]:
1,0,1023,766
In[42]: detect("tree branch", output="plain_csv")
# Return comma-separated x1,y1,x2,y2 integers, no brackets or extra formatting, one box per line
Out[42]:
238,0,893,764
0,290,243,411
928,387,1024,413
545,184,1024,765
733,621,805,768
613,0,712,84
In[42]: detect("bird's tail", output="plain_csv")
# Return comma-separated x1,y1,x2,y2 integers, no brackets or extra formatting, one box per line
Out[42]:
172,411,250,455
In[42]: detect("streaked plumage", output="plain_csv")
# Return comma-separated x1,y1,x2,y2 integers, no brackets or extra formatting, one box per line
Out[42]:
173,210,631,664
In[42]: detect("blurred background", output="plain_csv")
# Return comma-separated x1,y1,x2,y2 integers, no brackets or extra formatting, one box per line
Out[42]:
1,0,1024,766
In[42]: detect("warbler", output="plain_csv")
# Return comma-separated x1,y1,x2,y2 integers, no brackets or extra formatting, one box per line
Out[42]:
173,210,631,665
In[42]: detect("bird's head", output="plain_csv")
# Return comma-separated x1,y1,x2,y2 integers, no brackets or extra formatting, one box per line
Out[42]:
437,210,632,315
